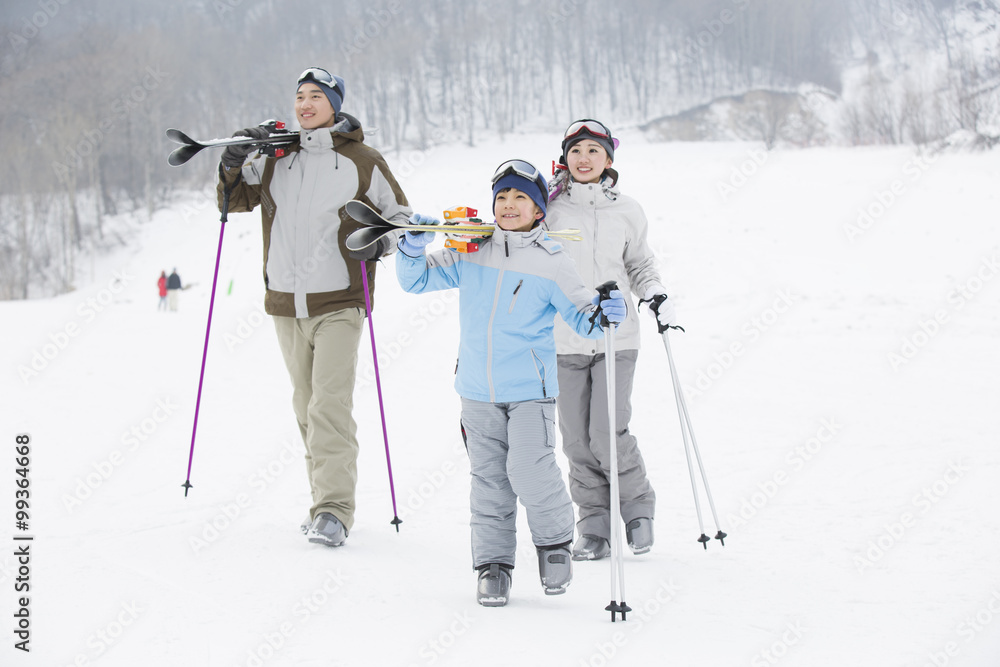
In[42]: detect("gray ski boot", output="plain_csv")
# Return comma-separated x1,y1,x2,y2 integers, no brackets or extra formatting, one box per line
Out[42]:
572,534,611,561
300,516,311,535
537,542,572,595
307,512,347,547
476,563,512,607
626,517,654,554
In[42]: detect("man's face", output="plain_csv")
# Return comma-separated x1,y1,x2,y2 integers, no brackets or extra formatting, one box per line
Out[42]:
296,83,336,129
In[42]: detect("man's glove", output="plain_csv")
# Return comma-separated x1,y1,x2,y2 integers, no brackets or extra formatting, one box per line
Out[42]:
221,126,269,168
398,213,437,256
348,235,392,262
592,289,627,325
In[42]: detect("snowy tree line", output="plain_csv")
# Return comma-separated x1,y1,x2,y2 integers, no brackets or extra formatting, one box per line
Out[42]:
0,0,996,299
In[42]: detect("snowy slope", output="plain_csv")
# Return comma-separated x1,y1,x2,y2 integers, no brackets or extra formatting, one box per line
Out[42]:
2,133,999,667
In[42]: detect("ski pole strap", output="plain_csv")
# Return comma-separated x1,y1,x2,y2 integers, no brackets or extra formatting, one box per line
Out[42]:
589,280,619,333
217,162,241,223
638,293,686,334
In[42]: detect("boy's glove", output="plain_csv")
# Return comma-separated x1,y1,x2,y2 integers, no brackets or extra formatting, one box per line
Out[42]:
348,235,392,262
221,126,269,168
399,213,437,256
591,289,627,325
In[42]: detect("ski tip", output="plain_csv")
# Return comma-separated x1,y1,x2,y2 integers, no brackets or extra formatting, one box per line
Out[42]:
165,128,195,145
345,199,381,224
168,144,203,167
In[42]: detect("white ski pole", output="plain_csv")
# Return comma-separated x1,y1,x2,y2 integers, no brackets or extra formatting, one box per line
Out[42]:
595,281,631,621
645,295,727,549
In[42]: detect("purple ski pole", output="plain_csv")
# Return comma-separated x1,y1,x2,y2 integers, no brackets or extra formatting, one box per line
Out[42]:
360,260,403,530
182,220,227,496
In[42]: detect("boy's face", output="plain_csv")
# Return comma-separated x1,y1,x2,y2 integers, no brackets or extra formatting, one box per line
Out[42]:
295,83,336,129
566,139,612,184
494,188,542,232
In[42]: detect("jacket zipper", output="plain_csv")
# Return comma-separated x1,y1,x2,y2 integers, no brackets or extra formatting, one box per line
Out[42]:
508,279,523,314
529,349,547,398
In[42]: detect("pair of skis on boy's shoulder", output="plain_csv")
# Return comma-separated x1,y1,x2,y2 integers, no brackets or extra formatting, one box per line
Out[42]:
344,201,581,251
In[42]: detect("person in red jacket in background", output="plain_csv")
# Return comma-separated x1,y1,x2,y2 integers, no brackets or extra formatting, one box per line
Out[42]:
157,271,168,311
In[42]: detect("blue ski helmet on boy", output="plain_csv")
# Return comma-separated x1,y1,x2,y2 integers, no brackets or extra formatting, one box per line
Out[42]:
491,159,549,221
297,67,345,116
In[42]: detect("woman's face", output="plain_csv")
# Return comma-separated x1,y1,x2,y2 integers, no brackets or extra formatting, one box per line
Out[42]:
566,139,612,184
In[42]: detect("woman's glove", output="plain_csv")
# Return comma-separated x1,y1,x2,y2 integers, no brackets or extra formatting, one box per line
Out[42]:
646,293,676,327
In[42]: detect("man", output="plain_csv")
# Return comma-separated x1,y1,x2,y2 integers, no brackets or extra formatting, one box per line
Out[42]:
216,67,410,547
167,268,182,311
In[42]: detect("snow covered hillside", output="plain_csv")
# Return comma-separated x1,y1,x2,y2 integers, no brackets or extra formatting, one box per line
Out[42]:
2,133,999,666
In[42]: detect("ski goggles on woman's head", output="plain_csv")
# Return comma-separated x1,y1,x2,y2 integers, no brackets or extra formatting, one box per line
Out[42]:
297,67,340,93
563,119,612,141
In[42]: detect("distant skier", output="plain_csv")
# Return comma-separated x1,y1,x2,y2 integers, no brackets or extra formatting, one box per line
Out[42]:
157,270,168,311
167,268,182,311
396,159,627,606
544,119,677,560
215,67,410,548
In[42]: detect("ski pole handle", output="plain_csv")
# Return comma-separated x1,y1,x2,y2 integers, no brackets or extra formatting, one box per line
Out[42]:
638,293,686,334
594,280,619,330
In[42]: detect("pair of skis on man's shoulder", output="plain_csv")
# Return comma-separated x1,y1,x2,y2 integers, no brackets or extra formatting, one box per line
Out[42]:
164,126,580,249
165,121,298,167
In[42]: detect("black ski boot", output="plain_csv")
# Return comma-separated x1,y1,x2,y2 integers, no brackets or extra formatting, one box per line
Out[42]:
537,542,572,595
476,563,512,607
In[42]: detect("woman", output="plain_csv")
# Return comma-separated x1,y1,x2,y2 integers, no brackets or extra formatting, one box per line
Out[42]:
544,119,677,560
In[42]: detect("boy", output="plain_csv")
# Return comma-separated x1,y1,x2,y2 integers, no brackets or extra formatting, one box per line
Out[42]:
395,159,626,606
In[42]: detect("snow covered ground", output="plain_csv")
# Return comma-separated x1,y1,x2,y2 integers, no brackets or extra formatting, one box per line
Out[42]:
2,132,999,667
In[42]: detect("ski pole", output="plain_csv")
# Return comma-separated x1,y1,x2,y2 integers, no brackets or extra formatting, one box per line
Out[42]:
647,297,726,549
360,260,403,531
183,173,237,497
182,218,226,497
594,281,631,622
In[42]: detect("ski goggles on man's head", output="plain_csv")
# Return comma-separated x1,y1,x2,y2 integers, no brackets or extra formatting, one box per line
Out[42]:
297,67,340,93
563,119,612,141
